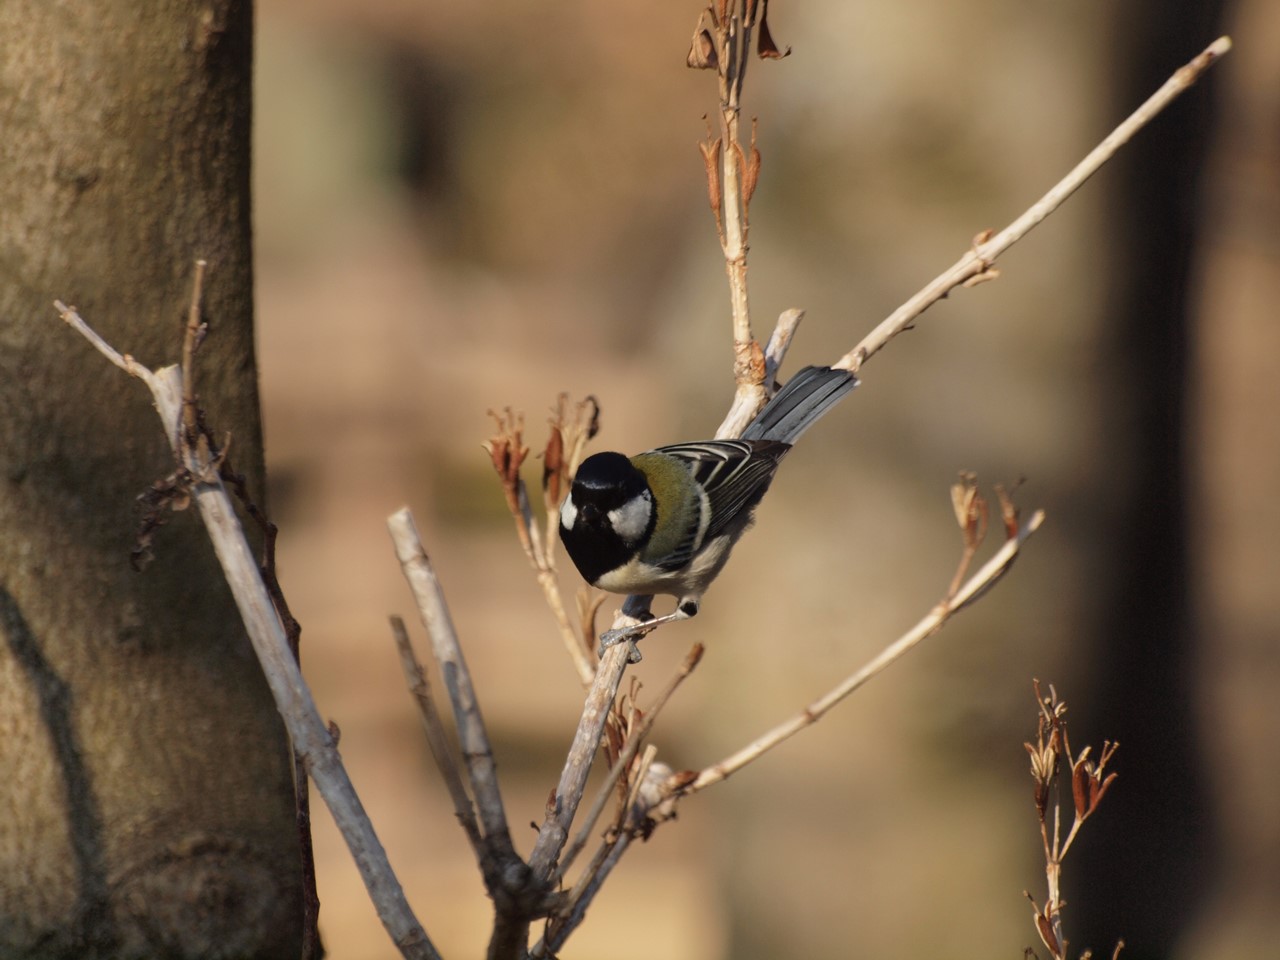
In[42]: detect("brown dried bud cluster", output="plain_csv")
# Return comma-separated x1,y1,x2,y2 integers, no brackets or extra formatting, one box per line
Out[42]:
951,471,990,554
1026,680,1119,833
1070,740,1120,825
1023,681,1122,959
543,422,565,508
483,407,529,515
686,1,790,71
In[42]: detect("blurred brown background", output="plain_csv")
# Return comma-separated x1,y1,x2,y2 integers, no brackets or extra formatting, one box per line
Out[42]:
252,1,1278,958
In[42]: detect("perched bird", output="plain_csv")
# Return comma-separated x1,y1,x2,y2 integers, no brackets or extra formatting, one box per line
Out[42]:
559,365,857,654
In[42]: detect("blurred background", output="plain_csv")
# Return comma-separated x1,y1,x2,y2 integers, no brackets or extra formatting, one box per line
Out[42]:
252,1,1278,958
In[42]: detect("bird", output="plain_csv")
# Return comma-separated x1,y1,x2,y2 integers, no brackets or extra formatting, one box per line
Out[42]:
558,364,857,656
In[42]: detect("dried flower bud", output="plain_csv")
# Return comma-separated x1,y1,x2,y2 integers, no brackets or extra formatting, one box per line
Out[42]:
996,480,1023,539
582,395,601,441
544,423,564,505
756,0,790,60
686,7,719,70
700,132,724,224
742,118,762,209
665,768,700,795
950,471,989,551
483,435,509,478
1071,740,1119,823
1035,910,1060,956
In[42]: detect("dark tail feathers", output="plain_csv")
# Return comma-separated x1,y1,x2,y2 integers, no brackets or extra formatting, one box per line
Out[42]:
739,365,858,444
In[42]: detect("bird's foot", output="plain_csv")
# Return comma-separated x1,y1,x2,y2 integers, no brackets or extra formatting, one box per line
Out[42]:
598,598,700,662
598,620,651,663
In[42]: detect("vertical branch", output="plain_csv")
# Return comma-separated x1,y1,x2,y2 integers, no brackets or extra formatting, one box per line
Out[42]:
485,403,599,686
389,615,484,856
554,643,704,882
387,509,517,860
179,258,208,442
717,8,753,377
689,0,791,434
527,642,633,881
1024,682,1121,960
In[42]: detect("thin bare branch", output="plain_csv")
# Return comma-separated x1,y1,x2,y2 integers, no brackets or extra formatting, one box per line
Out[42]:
763,308,804,384
54,300,161,390
387,509,516,858
538,789,642,959
538,741,672,956
556,644,704,882
390,615,484,855
834,36,1232,375
540,570,596,686
527,641,633,882
693,2,779,432
179,259,208,438
686,509,1045,794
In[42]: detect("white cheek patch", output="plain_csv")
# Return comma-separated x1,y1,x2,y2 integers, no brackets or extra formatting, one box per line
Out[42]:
607,491,653,546
559,497,578,531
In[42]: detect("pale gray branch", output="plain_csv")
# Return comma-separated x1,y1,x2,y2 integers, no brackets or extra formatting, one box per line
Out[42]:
526,641,633,881
555,643,703,883
390,614,484,855
764,308,804,384
387,509,518,861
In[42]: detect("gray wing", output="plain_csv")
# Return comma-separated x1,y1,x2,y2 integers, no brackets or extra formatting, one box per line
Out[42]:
652,440,789,542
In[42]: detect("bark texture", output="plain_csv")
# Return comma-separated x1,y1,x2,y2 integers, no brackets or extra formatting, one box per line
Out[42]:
0,3,303,957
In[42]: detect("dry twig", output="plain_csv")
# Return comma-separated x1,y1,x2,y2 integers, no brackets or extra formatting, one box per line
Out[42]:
555,644,704,882
386,509,540,957
533,643,701,956
485,400,600,686
687,503,1045,795
688,0,792,432
527,641,633,882
390,615,483,856
834,36,1232,375
388,509,513,852
1024,681,1121,960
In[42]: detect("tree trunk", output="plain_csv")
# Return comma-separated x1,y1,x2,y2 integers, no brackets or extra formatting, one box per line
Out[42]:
1070,3,1224,957
0,2,303,957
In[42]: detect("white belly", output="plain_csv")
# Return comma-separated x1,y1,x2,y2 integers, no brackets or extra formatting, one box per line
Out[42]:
592,533,735,600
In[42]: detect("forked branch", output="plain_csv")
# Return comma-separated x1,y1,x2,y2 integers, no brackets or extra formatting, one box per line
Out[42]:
54,300,439,960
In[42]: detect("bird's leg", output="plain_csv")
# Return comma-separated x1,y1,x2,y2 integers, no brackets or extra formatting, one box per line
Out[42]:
621,593,656,621
598,596,699,662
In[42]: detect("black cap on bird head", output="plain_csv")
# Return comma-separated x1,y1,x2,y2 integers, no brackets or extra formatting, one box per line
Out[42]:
568,452,649,515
